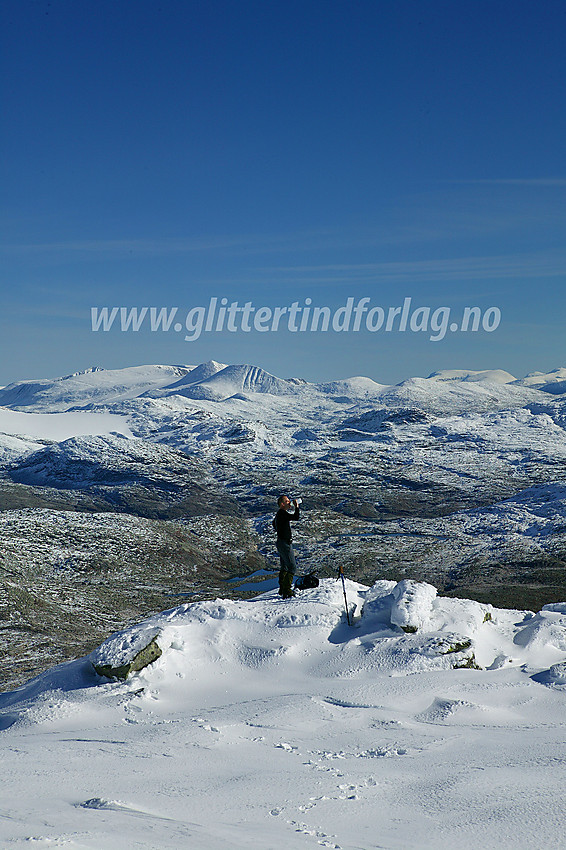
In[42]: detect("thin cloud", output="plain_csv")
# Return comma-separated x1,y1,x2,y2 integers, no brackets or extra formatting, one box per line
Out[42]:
0,235,258,256
445,178,566,187
256,252,566,284
0,228,354,258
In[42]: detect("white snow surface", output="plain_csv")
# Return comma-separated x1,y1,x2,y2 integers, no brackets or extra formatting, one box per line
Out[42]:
0,364,194,411
514,366,566,391
2,578,566,850
427,368,517,384
0,408,133,441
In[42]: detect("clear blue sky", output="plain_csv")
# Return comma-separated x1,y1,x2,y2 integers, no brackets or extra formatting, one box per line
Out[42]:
1,0,565,385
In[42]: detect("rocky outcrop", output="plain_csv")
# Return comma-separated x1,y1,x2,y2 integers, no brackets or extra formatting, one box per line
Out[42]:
91,631,162,680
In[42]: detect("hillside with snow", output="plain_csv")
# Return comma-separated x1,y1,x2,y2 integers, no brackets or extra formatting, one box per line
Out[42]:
1,577,566,849
1,359,566,695
0,364,194,411
2,359,566,847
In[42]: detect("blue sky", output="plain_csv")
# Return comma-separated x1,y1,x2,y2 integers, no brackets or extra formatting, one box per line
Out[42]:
1,0,565,385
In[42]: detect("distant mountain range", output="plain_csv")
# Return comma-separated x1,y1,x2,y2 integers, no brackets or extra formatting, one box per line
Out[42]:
1,361,566,413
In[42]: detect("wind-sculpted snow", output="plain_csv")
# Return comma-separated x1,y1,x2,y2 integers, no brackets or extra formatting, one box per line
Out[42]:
76,578,566,685
1,578,564,715
389,579,438,632
2,579,566,849
513,604,566,654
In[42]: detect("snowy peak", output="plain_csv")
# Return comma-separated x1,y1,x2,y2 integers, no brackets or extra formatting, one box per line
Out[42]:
0,365,193,412
513,367,566,394
153,360,228,393
1,360,565,416
159,363,298,401
427,368,517,384
181,359,227,383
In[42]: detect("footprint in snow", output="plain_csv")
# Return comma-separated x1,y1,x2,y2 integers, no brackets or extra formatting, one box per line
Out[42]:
275,742,298,752
288,820,341,848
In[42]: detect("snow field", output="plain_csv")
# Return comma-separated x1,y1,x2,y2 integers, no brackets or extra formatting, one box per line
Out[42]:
2,361,566,847
1,578,566,849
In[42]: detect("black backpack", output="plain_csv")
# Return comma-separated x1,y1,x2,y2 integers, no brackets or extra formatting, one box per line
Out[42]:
295,573,319,590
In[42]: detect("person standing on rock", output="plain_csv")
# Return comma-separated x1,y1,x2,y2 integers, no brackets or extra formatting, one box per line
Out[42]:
274,495,300,598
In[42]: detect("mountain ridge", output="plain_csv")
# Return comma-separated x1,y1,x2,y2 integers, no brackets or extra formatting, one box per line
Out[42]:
1,360,565,413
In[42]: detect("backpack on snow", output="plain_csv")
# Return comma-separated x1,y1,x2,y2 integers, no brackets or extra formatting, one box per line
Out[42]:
295,573,319,591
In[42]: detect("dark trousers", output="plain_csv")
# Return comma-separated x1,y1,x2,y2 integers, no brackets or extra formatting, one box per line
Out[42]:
276,538,296,595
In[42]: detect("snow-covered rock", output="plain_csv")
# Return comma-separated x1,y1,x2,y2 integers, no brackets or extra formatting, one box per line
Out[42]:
91,630,162,680
82,579,566,683
390,579,438,632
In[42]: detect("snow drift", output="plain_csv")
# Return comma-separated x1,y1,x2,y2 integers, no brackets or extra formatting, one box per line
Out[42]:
2,579,566,850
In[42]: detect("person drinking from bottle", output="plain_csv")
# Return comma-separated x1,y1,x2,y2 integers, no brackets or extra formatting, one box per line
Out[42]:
274,494,300,598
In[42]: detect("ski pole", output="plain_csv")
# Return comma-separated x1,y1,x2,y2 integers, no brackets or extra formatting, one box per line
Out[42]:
338,564,351,626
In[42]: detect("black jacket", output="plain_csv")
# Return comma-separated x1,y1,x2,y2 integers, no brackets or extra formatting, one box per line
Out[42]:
274,505,300,542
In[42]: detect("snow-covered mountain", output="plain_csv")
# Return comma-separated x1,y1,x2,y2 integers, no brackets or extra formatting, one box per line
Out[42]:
1,577,565,849
513,366,566,394
1,360,563,413
0,364,194,411
148,358,227,395
7,433,239,519
426,367,517,383
162,362,300,401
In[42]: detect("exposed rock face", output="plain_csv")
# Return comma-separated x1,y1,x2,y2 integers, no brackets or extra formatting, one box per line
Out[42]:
91,634,162,680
